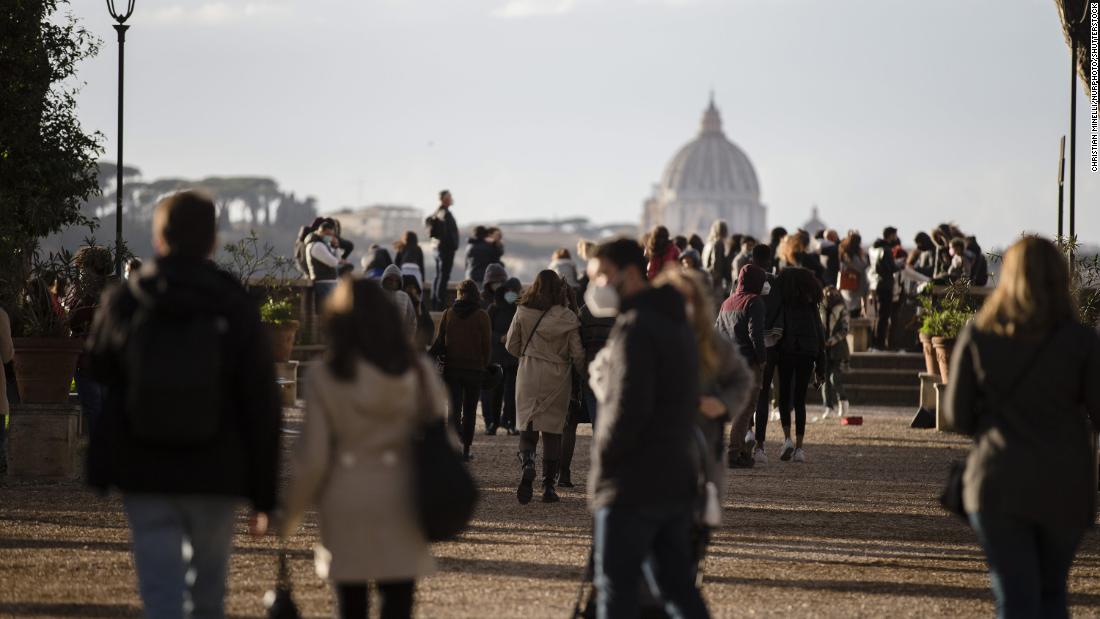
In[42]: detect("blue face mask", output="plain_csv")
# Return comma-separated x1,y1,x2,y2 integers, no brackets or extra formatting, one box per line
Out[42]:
504,291,519,304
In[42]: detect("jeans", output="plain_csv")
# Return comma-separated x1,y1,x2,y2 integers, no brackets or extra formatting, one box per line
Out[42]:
969,512,1084,619
445,368,482,448
593,505,710,619
335,581,415,619
123,494,239,619
820,352,847,408
433,251,455,311
753,349,779,445
778,354,814,439
75,367,104,435
874,288,894,350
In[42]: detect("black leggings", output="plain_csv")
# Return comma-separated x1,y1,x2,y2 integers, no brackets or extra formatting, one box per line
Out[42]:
561,419,578,472
335,580,414,619
446,369,482,447
519,426,562,461
778,354,814,439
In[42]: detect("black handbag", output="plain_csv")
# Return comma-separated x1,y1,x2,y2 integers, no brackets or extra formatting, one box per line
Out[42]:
263,550,301,619
411,364,478,541
428,309,449,371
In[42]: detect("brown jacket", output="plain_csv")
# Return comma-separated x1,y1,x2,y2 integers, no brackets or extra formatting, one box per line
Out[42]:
945,322,1100,529
442,299,491,372
279,357,446,581
506,305,585,433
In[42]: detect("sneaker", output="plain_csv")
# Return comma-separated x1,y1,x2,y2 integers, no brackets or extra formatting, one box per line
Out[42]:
793,448,806,463
821,407,836,419
485,423,498,436
779,439,795,461
770,409,781,421
753,448,768,466
728,452,755,469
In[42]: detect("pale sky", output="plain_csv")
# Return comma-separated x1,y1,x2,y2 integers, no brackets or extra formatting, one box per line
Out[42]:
69,0,1099,249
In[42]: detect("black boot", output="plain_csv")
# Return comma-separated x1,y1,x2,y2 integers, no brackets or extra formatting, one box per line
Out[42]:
517,451,536,505
558,467,574,488
462,444,473,462
542,459,560,503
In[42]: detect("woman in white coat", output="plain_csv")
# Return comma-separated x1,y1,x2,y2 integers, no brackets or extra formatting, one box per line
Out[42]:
279,279,446,619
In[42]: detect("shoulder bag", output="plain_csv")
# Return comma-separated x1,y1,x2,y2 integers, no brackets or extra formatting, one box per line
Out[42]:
427,309,449,372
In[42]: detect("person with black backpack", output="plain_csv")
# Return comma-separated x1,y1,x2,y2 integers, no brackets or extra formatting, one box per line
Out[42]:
86,191,281,619
425,190,460,310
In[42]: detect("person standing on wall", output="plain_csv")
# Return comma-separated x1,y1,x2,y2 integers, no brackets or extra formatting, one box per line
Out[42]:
425,190,460,311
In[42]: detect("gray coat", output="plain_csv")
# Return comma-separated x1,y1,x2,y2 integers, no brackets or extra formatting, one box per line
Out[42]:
945,322,1100,529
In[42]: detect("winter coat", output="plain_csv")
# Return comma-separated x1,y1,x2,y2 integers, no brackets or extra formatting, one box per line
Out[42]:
279,357,444,581
465,238,503,286
0,308,12,416
395,245,425,282
702,239,731,293
717,296,766,365
646,244,681,280
382,265,418,338
588,285,700,511
839,252,869,311
426,207,460,255
549,258,580,289
945,322,1100,529
488,295,519,368
819,295,850,362
777,302,827,370
442,299,491,373
85,255,282,512
505,305,585,433
579,305,615,367
867,241,900,293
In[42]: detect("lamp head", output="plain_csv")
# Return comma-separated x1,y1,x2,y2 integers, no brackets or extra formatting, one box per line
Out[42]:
106,0,135,23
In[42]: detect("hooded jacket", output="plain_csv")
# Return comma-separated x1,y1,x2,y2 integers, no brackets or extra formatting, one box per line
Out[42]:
588,285,700,510
85,255,282,511
505,304,585,433
488,280,520,367
717,265,767,364
382,264,418,338
442,297,491,373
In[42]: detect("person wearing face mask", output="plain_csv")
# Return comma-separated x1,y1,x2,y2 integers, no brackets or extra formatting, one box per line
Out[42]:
584,238,710,619
380,265,418,340
716,264,768,468
482,278,522,436
481,263,508,309
307,219,348,304
400,266,435,351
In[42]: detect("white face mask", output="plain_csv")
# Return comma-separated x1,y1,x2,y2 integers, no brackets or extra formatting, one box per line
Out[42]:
585,281,620,318
504,291,519,304
761,281,771,296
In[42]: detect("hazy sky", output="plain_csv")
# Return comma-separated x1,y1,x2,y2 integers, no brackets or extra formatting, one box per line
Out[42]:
69,0,1099,249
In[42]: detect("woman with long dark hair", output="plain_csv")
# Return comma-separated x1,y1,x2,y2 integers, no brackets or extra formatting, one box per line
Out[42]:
766,267,825,463
394,230,425,282
440,280,492,461
279,279,445,619
506,270,585,504
646,226,681,280
946,237,1100,618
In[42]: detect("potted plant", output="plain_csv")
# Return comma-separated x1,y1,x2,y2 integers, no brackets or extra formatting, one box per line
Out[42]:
916,292,939,377
920,281,975,384
12,249,84,403
220,232,301,362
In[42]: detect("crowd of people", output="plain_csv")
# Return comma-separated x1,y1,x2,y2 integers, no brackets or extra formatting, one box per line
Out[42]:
3,187,1096,619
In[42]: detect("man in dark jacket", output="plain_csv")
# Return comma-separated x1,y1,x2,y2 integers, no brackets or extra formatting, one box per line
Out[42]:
482,277,521,435
871,227,901,350
426,189,460,310
465,226,504,288
86,191,281,619
585,238,709,619
716,263,767,468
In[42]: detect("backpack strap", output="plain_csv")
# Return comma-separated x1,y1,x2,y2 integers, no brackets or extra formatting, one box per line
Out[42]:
521,309,551,358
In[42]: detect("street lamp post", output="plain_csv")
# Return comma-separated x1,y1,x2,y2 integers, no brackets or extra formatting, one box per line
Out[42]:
106,0,135,278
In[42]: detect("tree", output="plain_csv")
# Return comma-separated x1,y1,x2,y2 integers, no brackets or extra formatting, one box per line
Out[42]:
0,0,102,318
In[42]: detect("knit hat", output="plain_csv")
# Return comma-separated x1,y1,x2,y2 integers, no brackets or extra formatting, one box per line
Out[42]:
483,263,508,288
381,264,403,285
400,263,422,288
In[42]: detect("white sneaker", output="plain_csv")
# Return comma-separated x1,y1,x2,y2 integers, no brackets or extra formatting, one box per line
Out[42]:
770,409,781,421
793,448,806,463
744,430,755,445
779,439,795,461
753,448,768,466
822,406,836,419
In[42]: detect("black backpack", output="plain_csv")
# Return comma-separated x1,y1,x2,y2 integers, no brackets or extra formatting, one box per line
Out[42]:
124,306,227,446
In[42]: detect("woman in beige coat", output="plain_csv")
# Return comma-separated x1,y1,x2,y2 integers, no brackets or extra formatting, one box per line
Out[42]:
279,279,446,619
506,270,585,504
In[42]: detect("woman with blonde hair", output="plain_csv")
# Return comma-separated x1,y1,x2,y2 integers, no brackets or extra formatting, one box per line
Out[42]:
946,236,1100,619
654,269,752,511
279,279,446,619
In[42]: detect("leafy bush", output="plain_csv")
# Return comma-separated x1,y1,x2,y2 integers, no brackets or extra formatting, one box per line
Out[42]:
918,279,975,339
260,298,296,325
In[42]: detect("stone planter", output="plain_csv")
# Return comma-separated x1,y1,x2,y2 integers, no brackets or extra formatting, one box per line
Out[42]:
931,336,955,385
6,403,81,479
12,338,85,404
919,332,939,376
265,320,300,363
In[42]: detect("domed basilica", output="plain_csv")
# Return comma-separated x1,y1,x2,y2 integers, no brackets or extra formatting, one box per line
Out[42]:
641,96,766,238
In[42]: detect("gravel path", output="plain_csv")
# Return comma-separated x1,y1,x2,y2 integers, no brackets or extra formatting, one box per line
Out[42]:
2,406,1100,618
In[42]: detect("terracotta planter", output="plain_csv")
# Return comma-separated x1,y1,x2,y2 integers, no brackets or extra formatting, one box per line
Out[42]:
12,338,85,404
265,320,300,363
919,332,939,376
931,336,955,385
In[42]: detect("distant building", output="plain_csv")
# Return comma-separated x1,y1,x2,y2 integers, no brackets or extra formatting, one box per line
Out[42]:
803,205,826,237
642,96,766,238
334,205,423,242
